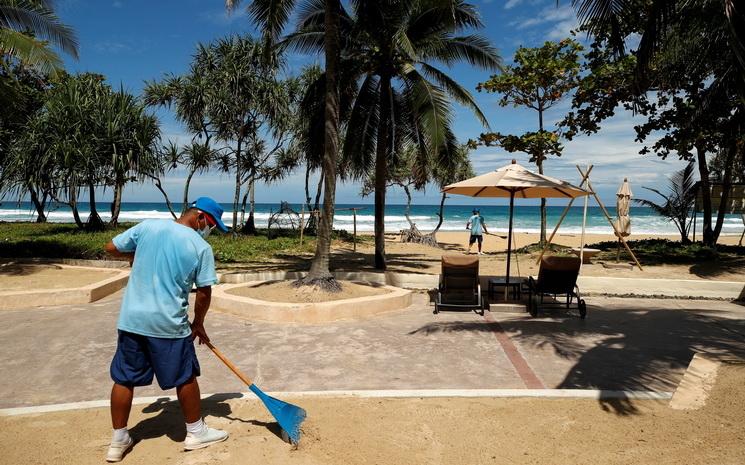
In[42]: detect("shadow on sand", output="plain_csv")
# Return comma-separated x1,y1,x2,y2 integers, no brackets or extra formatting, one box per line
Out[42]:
128,393,283,446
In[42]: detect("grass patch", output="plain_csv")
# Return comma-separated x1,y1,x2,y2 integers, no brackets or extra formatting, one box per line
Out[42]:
0,222,317,264
587,238,745,264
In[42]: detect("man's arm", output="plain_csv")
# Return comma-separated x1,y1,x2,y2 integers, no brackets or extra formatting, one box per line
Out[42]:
104,241,135,264
481,218,488,234
191,286,211,344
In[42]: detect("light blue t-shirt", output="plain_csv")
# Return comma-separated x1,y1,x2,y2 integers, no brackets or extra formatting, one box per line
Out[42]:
113,219,218,338
469,215,485,235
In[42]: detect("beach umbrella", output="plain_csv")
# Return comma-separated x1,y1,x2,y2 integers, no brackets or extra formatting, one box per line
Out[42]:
443,160,589,293
614,178,632,261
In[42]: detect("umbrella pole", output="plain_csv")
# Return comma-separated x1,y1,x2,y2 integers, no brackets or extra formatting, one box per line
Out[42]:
579,182,589,274
505,191,515,300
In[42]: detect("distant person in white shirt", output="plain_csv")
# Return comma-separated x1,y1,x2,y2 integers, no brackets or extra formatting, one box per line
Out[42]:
466,209,488,254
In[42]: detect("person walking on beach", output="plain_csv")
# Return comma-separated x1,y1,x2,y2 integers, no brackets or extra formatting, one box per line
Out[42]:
466,208,489,254
103,197,230,462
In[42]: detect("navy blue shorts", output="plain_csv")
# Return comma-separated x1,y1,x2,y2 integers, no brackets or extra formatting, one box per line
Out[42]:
469,234,483,245
110,330,200,390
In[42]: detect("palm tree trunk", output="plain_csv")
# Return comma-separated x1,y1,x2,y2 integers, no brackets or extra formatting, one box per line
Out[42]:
712,140,736,244
29,187,47,223
538,107,547,245
87,180,104,230
696,143,714,246
304,163,312,211
240,188,249,226
403,185,414,228
232,142,243,232
374,73,392,270
433,192,447,234
147,174,177,219
69,185,84,229
242,174,257,235
182,167,197,214
109,180,124,226
302,0,341,288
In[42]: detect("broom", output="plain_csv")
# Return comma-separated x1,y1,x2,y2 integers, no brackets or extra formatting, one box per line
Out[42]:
206,342,306,445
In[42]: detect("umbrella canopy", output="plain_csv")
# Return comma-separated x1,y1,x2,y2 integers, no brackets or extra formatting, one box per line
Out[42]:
614,178,632,238
442,160,590,298
443,160,589,199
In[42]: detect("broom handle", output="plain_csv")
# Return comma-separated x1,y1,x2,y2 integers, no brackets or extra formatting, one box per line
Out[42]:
205,341,255,387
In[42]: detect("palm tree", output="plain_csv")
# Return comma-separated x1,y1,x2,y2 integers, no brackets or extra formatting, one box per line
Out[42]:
571,0,744,79
101,88,161,226
0,0,78,74
226,0,343,289
286,0,501,269
635,161,697,244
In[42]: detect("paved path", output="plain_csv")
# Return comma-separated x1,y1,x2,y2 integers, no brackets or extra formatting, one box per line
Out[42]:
2,292,745,409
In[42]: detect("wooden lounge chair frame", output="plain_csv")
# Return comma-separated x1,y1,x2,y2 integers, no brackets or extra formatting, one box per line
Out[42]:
527,256,587,319
435,255,484,315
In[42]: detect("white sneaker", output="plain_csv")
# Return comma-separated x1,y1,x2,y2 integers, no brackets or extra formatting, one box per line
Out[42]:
106,436,133,462
184,426,229,450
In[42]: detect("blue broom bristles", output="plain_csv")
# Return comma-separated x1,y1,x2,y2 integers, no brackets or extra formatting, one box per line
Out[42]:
249,384,307,445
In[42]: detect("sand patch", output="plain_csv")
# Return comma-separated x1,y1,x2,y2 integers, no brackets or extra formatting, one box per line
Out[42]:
0,263,118,291
343,232,745,282
3,364,745,465
226,280,391,303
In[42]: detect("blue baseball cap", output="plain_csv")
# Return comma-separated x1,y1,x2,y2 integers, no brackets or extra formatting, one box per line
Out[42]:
191,197,229,232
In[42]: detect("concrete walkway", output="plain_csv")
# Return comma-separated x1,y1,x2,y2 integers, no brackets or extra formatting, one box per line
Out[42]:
1,292,744,410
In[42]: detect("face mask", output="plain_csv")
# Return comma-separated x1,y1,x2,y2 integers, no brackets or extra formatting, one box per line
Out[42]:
197,216,214,239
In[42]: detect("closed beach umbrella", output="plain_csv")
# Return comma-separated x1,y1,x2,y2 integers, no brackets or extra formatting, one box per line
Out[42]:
443,160,589,290
614,178,632,260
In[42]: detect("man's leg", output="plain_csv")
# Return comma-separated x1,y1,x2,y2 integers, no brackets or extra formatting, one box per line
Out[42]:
107,383,135,462
478,235,483,254
111,384,134,429
176,376,201,423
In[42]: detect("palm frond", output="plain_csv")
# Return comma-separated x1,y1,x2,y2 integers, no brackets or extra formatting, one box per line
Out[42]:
0,28,62,74
0,0,78,58
245,0,298,41
423,34,502,71
418,62,489,127
342,73,380,179
400,66,453,162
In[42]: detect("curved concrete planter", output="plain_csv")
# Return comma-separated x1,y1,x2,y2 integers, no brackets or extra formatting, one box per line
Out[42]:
0,265,129,310
219,270,438,290
212,281,412,323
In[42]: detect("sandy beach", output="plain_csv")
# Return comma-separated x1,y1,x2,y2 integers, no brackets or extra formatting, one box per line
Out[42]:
3,363,744,465
335,231,745,282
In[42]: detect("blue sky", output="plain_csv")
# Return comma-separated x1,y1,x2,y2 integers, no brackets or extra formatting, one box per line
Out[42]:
56,0,688,206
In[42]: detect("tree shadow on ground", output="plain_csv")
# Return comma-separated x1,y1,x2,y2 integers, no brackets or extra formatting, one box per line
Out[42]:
408,302,745,416
128,393,280,446
0,262,59,276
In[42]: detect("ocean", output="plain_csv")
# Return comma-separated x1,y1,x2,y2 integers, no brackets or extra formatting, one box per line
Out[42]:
0,201,743,236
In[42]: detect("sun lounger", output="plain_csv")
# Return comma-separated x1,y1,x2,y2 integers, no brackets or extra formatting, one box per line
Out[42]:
435,255,484,315
527,256,587,319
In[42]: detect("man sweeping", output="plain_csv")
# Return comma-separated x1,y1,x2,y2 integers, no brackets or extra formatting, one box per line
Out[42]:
103,197,230,462
466,208,489,254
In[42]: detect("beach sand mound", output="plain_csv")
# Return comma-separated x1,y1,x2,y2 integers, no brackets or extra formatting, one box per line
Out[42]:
226,280,391,303
3,364,745,464
0,263,118,291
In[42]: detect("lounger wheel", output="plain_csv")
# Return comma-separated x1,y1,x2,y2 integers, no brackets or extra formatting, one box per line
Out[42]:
578,300,587,319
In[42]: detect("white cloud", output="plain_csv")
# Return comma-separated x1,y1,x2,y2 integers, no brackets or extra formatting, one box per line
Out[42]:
504,0,522,9
93,41,131,54
199,9,244,26
509,4,578,41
